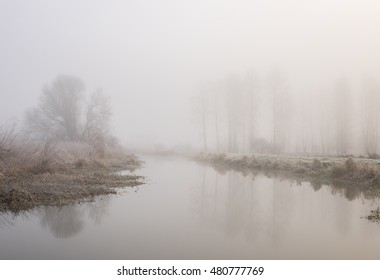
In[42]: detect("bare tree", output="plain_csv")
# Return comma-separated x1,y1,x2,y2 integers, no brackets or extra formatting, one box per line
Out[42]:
25,75,114,158
211,83,221,153
199,87,209,153
25,75,85,141
361,78,380,155
224,75,243,153
268,69,291,154
0,121,16,161
244,70,260,153
82,89,111,157
334,78,351,155
192,82,211,153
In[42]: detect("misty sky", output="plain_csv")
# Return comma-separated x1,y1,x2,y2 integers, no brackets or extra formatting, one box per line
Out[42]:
1,0,380,149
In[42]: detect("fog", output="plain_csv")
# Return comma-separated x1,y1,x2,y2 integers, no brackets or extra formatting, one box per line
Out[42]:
2,0,380,154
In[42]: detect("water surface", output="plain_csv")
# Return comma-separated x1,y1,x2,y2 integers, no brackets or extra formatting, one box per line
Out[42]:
1,156,380,259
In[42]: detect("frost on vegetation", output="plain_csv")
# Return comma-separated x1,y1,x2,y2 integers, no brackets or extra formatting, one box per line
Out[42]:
195,153,380,186
0,123,144,213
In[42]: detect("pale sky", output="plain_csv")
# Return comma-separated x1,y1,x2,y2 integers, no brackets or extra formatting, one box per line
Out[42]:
1,0,380,149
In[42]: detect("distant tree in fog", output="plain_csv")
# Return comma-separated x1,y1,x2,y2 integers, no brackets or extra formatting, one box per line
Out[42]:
25,75,112,156
334,79,351,155
211,83,222,153
243,70,260,153
361,78,380,155
82,89,111,157
225,75,243,153
194,83,211,153
267,69,291,154
25,75,85,141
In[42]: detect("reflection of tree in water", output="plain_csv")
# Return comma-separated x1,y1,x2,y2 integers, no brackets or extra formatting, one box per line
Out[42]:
225,171,246,238
196,167,283,243
310,180,322,192
88,196,110,224
329,182,363,201
196,166,221,229
39,196,111,238
245,175,259,242
271,179,294,246
39,206,85,239
0,195,112,236
209,161,380,202
197,161,380,250
333,196,353,235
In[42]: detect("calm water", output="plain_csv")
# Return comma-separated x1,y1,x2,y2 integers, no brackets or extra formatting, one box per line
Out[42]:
1,156,380,259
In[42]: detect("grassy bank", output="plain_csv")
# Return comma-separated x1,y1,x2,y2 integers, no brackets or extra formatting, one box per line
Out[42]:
0,128,144,212
195,153,380,222
195,153,380,186
0,155,144,213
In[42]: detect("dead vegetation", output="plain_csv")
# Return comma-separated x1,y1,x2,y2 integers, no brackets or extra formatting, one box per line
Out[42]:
195,153,380,187
0,124,144,213
196,153,380,223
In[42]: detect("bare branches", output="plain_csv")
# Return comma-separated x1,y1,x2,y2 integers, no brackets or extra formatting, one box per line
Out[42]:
24,75,113,157
0,121,16,161
82,89,111,157
25,75,85,141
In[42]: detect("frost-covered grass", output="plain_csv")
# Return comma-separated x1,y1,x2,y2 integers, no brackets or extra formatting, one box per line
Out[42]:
195,152,380,223
0,125,144,212
0,155,144,213
194,153,380,186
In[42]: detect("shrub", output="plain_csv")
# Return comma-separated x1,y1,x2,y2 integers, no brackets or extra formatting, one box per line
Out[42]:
368,153,380,159
0,123,58,175
331,163,345,177
213,153,227,163
312,158,322,169
295,166,307,174
359,164,379,180
345,157,357,172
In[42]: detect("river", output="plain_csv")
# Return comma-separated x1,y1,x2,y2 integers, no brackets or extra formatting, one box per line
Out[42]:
1,155,380,259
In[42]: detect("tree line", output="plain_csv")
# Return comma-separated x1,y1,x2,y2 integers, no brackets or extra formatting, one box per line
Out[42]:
196,70,380,156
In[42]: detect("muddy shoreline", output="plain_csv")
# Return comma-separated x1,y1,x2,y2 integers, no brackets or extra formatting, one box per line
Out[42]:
0,155,144,213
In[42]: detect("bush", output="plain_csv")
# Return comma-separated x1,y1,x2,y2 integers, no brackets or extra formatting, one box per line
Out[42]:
368,153,380,159
359,164,379,180
0,123,58,175
312,158,322,169
345,157,357,172
331,163,345,177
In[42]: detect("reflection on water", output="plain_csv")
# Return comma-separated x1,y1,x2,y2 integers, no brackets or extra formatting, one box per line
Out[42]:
39,206,85,239
190,163,380,259
195,168,296,246
198,166,375,243
1,156,380,259
0,212,30,229
0,196,111,239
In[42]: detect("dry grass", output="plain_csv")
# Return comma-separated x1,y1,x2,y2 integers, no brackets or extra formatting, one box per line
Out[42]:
0,124,144,213
312,158,323,169
0,156,144,213
195,153,380,187
195,153,380,224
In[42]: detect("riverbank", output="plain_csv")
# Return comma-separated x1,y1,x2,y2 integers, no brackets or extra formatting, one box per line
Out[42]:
0,155,144,212
194,153,380,222
194,153,380,186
